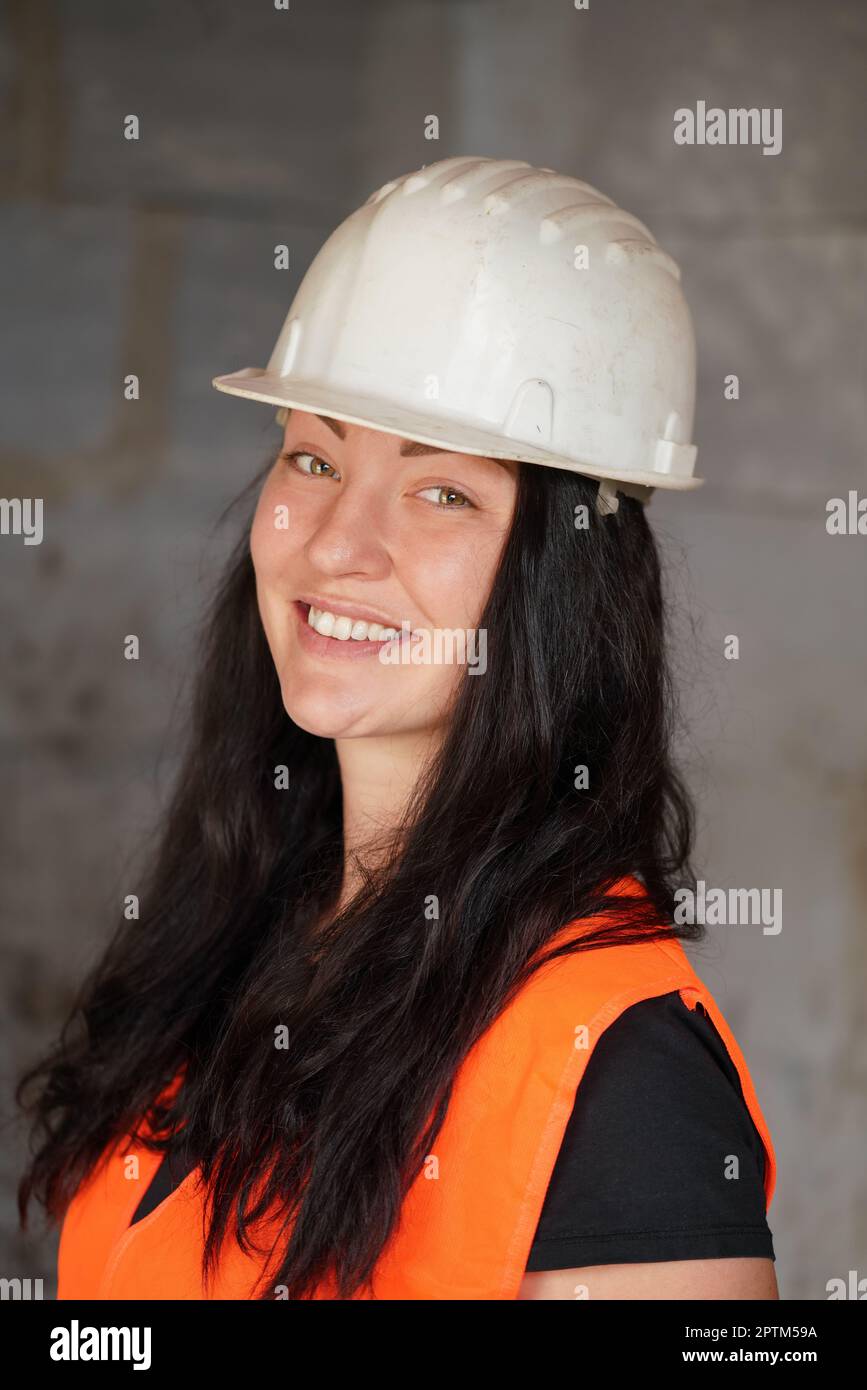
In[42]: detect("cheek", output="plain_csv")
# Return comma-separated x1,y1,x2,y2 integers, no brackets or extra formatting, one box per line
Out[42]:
403,528,507,628
251,478,294,582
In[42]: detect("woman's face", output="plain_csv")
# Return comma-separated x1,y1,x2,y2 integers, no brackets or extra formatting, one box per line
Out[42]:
251,410,519,740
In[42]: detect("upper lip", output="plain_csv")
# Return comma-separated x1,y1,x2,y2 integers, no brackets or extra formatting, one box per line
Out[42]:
297,594,412,630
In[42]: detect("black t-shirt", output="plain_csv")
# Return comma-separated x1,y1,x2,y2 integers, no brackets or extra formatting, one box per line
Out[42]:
130,991,775,1270
525,990,774,1269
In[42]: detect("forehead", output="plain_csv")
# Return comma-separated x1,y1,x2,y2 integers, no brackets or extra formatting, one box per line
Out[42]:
284,408,517,472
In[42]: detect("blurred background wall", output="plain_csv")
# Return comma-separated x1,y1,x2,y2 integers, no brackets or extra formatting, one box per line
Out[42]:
1,0,865,1299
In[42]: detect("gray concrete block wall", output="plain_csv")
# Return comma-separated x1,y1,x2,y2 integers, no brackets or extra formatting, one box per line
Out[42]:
1,0,864,1300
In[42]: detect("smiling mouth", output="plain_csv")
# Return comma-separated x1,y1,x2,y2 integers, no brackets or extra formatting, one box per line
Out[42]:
296,601,416,646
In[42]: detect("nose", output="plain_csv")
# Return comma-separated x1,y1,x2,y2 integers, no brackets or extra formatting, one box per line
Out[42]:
303,476,392,580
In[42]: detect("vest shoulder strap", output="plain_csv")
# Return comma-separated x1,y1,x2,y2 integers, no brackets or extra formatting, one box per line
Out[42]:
367,924,776,1299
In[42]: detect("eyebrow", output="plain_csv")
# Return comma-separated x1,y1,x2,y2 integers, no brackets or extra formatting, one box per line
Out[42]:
287,409,512,469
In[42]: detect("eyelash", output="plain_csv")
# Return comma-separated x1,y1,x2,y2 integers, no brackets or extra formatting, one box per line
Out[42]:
280,450,475,509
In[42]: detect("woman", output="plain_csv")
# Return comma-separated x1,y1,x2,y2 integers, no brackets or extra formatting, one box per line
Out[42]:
17,156,777,1300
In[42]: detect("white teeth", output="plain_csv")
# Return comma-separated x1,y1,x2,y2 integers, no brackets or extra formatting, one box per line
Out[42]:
314,608,335,637
307,605,403,642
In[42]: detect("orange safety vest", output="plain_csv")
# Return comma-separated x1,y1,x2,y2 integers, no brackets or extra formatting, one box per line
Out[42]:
56,878,777,1300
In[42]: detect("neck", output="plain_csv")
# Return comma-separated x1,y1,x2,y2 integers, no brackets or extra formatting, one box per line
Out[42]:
330,728,441,914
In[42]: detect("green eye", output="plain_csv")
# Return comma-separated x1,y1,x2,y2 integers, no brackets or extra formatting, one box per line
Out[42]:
282,450,338,478
418,485,473,508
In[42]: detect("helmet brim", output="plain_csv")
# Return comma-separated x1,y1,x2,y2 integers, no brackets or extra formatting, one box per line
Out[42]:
212,368,704,495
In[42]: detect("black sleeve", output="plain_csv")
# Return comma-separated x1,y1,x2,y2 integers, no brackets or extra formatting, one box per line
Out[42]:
525,990,775,1271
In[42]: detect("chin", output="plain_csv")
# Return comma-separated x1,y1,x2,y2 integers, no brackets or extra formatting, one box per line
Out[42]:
279,677,442,742
286,709,368,740
277,677,380,740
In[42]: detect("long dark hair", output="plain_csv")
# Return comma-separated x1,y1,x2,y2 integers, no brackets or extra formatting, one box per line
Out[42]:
17,453,701,1299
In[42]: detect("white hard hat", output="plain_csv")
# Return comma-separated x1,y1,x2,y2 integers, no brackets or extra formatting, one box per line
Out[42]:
212,155,701,508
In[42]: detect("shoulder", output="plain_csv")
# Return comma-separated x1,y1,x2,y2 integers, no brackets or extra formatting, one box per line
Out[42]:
560,989,767,1166
587,989,757,1099
526,989,775,1271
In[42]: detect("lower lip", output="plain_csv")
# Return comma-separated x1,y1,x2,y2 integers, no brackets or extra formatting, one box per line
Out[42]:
293,601,410,660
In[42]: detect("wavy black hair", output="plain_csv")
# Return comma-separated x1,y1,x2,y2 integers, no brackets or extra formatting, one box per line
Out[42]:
17,453,700,1299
